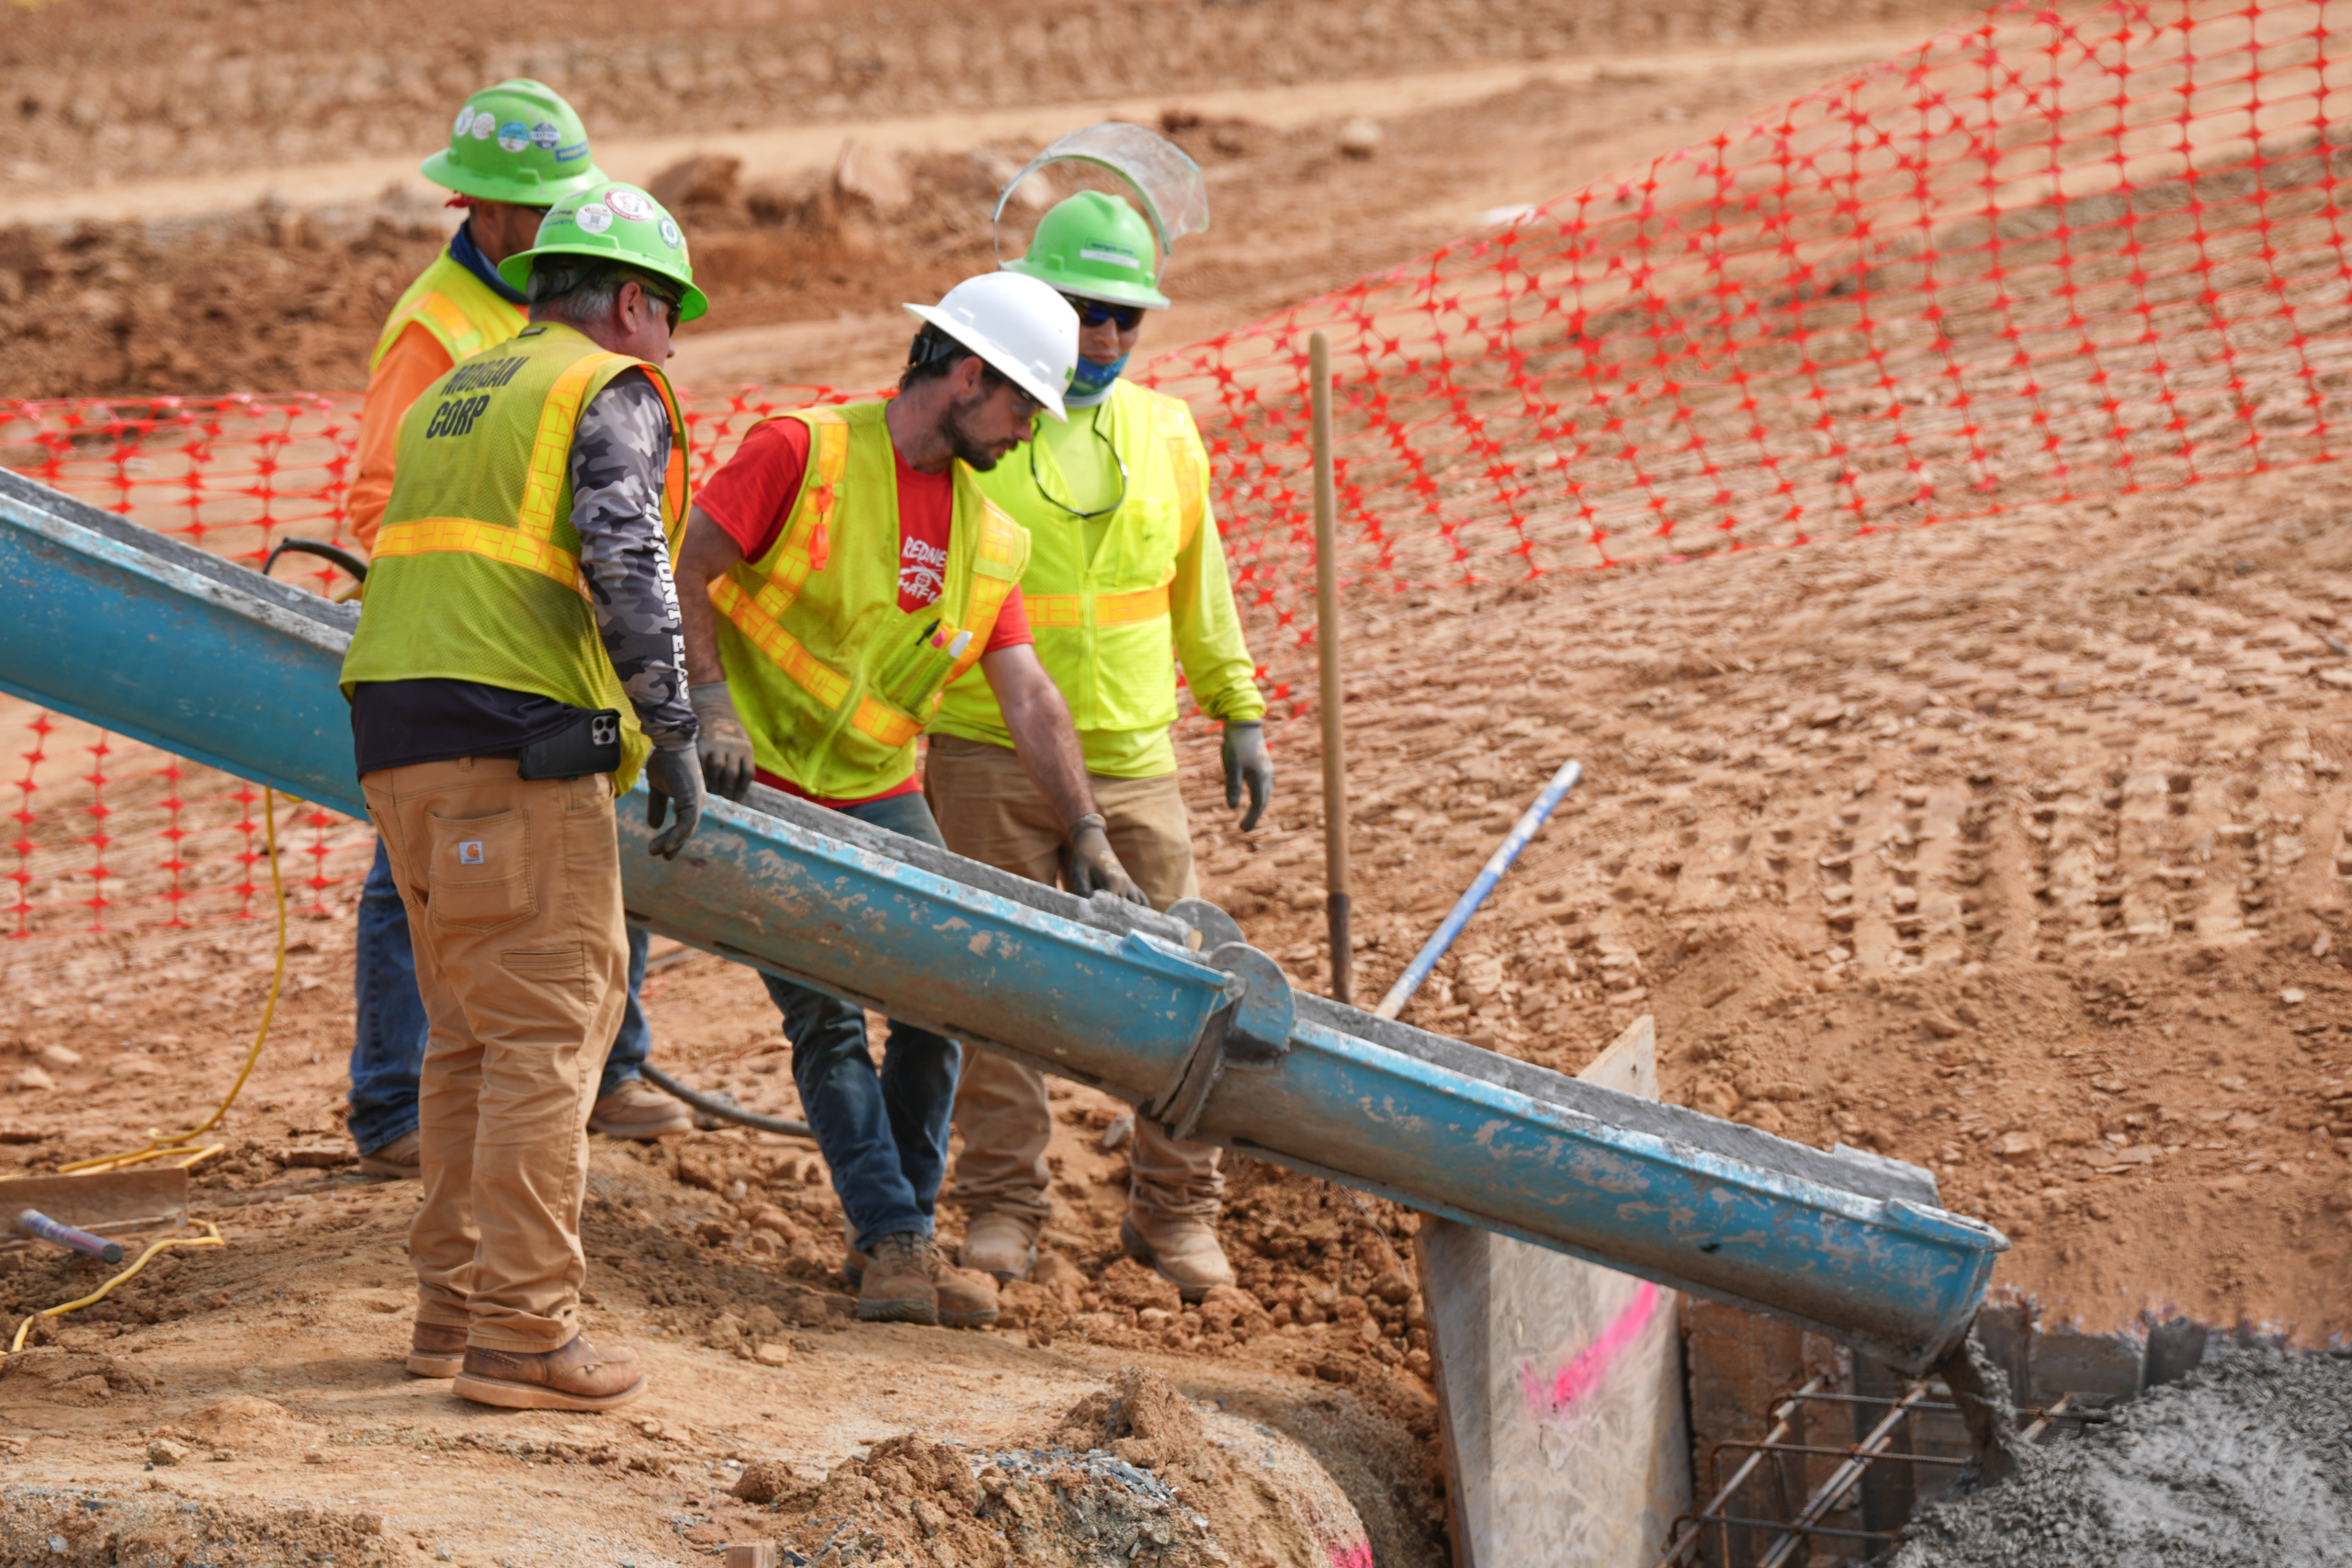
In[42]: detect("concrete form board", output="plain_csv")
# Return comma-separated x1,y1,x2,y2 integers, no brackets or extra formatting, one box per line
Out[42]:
1679,1300,1812,1568
1420,1016,1692,1568
2143,1316,2210,1387
2030,1325,2147,1407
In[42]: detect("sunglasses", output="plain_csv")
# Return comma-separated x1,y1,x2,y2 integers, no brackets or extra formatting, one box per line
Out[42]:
640,286,683,333
1061,294,1145,332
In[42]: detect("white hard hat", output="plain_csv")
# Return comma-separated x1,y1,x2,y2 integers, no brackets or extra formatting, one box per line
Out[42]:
903,271,1078,421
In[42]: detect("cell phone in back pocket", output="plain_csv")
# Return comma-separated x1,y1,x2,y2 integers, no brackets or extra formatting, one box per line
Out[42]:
517,710,623,780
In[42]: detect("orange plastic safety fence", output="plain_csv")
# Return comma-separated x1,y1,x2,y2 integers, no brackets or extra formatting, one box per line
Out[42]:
0,389,850,939
5,0,2348,937
1139,0,2352,709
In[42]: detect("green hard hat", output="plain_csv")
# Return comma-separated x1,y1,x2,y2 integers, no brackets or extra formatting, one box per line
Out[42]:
1002,190,1170,310
422,79,605,207
497,182,710,322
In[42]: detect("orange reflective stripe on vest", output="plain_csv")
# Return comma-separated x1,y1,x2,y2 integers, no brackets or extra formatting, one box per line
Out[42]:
409,291,493,361
944,502,1025,686
369,515,582,590
711,413,924,752
730,414,851,626
1022,572,1174,629
710,574,923,750
374,350,684,594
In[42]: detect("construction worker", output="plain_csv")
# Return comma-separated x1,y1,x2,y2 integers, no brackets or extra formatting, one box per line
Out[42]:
931,192,1272,1301
674,271,1149,1331
339,183,708,1413
345,81,689,1181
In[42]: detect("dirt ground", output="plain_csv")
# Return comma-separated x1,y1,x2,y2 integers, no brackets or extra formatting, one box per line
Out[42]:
6,0,2352,1562
6,446,2349,1560
0,1,1972,401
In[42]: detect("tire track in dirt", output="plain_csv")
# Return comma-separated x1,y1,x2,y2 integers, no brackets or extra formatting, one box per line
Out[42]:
1181,458,2352,1341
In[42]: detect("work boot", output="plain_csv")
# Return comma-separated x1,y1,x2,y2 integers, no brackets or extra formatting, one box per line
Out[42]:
1121,1209,1236,1303
452,1335,646,1412
936,1264,1001,1330
587,1078,693,1141
957,1211,1039,1283
356,1129,421,1180
856,1232,940,1326
841,1220,868,1288
406,1320,467,1379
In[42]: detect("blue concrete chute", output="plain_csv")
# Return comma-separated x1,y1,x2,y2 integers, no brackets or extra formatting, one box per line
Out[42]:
0,466,2006,1373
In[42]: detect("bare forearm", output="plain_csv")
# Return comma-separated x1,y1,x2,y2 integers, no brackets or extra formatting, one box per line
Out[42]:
677,570,725,684
674,508,741,686
1001,677,1097,828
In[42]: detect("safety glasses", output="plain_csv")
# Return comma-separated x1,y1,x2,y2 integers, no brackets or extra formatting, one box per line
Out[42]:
1029,411,1129,520
639,286,684,333
1061,293,1145,333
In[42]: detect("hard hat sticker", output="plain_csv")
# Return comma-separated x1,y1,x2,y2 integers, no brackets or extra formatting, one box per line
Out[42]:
530,121,560,150
497,120,531,154
553,140,589,164
454,106,475,136
469,109,496,141
458,840,485,866
574,204,615,235
605,188,654,221
1078,245,1142,269
658,217,683,249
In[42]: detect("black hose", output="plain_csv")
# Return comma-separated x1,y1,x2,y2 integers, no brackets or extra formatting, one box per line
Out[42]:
263,536,370,583
639,1064,814,1140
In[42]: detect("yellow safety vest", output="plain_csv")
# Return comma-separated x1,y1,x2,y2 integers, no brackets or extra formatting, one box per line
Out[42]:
712,402,1030,801
340,322,689,790
933,378,1261,776
369,250,528,373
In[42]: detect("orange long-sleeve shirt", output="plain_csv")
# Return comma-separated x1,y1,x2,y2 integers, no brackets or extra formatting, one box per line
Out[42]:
345,322,458,551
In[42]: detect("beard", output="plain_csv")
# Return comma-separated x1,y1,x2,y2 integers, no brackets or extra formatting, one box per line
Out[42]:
939,390,1007,471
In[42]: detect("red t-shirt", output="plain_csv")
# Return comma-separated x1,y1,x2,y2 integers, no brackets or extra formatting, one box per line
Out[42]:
696,416,1034,807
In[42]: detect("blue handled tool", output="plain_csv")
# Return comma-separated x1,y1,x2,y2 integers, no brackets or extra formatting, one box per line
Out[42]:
1374,758,1584,1021
16,1209,125,1264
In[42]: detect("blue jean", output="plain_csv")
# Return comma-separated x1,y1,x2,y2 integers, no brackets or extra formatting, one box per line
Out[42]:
348,837,652,1156
763,791,961,1253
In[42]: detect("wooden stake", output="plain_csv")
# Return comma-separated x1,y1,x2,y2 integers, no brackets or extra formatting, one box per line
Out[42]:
1309,330,1351,1006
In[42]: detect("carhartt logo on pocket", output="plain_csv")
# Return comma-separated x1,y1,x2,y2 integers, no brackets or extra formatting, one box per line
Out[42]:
458,840,486,865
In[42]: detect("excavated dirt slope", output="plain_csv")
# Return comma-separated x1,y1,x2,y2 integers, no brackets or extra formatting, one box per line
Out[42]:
0,1,1977,400
0,0,1975,192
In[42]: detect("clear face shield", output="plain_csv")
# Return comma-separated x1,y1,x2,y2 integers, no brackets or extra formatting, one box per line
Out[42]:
989,122,1213,268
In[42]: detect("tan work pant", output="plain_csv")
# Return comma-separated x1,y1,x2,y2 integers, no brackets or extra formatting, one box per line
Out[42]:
926,734,1224,1223
363,757,628,1353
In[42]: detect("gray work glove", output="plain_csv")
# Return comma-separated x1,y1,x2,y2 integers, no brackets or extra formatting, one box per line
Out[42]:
1066,813,1148,906
1221,719,1272,831
690,680,755,803
643,745,705,860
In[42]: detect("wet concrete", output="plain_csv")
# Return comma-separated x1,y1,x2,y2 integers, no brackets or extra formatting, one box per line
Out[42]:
1930,1330,2040,1488
1894,1346,2352,1567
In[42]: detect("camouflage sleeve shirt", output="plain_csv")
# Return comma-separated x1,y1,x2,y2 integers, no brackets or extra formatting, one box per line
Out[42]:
569,370,696,752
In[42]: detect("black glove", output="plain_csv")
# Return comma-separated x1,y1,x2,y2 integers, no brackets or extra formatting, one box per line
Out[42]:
643,745,705,860
1221,720,1272,831
1066,814,1148,905
690,680,755,803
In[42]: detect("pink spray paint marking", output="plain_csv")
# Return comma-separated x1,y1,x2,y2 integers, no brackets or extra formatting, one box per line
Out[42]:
1521,1280,1662,1417
1324,1544,1375,1568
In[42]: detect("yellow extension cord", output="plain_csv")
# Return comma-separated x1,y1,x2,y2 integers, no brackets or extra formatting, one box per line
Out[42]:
8,787,289,1351
8,1222,225,1352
